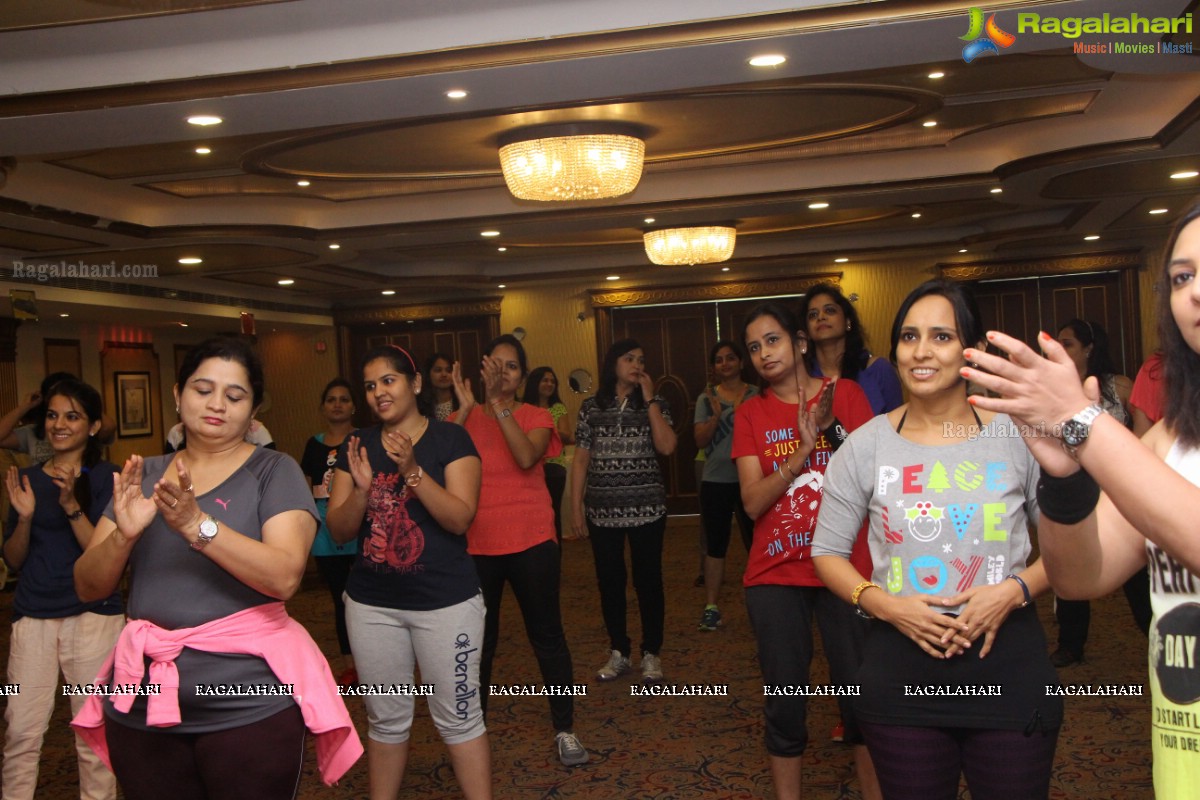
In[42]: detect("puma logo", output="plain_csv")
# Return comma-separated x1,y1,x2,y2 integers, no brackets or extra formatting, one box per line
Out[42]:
215,498,230,511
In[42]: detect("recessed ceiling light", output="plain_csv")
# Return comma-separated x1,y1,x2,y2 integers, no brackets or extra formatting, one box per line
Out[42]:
644,217,656,224
296,180,310,187
606,275,620,281
186,115,222,126
177,322,189,327
328,243,340,249
497,247,507,252
959,248,968,253
498,284,506,288
748,54,787,67
1084,235,1100,240
59,313,69,318
381,290,396,296
407,319,415,324
721,267,730,272
445,89,468,99
835,257,849,263
178,257,202,265
911,213,922,219
1171,170,1199,179
990,188,1003,194
277,279,294,286
928,71,945,79
434,318,445,322
923,120,938,128
481,230,500,237
1149,208,1169,215
808,202,830,210
194,147,211,155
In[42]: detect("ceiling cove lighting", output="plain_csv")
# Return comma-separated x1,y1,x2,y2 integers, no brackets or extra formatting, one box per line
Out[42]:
644,226,736,266
498,123,645,202
808,202,830,210
186,115,222,126
445,89,468,99
748,54,787,67
1171,170,1198,179
194,147,211,155
178,257,202,265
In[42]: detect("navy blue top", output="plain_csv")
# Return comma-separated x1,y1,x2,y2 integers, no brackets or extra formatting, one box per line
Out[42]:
339,421,481,611
4,462,122,621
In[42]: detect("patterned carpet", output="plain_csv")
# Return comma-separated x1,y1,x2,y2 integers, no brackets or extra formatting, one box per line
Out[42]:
2,518,1152,799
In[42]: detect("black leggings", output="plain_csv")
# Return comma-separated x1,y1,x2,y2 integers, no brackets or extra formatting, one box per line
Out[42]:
859,722,1059,800
106,704,306,800
315,554,355,655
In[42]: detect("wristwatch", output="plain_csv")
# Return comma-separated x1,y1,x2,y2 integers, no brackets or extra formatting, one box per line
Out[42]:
190,514,220,552
1060,404,1104,460
404,466,424,488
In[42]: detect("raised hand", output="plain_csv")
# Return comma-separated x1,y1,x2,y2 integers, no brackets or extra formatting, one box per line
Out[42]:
382,428,417,475
795,383,820,457
811,379,835,429
345,435,374,493
155,455,204,537
705,386,721,418
47,463,80,516
451,361,477,421
4,466,35,520
963,332,1098,476
480,355,504,403
112,455,156,543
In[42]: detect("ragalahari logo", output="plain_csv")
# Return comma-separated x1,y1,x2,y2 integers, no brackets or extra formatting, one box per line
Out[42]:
960,7,1016,62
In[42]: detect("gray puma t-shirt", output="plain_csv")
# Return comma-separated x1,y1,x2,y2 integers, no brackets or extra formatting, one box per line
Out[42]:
103,447,318,733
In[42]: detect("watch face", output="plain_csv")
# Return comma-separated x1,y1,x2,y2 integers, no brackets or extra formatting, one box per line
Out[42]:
199,518,218,539
404,472,421,488
1062,419,1087,447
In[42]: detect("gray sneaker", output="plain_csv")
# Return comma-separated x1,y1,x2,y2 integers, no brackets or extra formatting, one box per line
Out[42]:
555,731,590,766
596,649,632,681
641,651,663,683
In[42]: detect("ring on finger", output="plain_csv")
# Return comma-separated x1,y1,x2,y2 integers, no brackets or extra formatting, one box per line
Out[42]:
183,483,195,493
170,498,179,509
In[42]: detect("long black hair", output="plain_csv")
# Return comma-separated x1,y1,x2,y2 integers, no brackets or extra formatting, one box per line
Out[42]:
39,378,104,516
1158,203,1200,446
804,282,870,380
596,338,644,411
361,344,432,418
1058,318,1123,409
742,301,806,387
28,371,78,440
888,279,985,364
523,366,563,407
423,352,459,415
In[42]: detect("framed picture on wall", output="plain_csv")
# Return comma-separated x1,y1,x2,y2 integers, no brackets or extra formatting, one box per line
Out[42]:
114,372,152,438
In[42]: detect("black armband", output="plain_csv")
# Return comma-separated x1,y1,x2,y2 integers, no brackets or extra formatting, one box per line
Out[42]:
823,419,849,452
1036,467,1100,525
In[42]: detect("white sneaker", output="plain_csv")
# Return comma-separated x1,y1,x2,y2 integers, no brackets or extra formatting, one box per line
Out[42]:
555,731,590,766
596,650,632,681
640,651,663,683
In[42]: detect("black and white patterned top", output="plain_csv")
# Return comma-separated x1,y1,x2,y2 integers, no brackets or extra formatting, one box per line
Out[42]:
576,395,672,528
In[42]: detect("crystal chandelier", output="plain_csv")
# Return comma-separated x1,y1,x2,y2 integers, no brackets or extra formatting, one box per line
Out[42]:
643,226,737,266
498,123,645,202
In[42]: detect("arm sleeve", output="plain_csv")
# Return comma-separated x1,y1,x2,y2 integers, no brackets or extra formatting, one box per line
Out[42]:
730,402,755,462
811,434,872,559
574,401,593,451
259,453,320,526
522,405,562,460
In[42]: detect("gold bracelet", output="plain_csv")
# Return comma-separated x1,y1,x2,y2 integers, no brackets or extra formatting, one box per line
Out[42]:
850,580,881,608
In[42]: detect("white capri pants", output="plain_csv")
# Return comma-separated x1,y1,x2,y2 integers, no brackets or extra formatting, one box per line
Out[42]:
344,592,487,745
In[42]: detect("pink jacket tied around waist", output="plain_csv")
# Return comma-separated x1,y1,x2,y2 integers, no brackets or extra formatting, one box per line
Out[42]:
71,602,363,785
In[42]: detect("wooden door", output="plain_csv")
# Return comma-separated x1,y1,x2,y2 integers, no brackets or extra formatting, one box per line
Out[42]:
971,270,1139,376
609,295,798,514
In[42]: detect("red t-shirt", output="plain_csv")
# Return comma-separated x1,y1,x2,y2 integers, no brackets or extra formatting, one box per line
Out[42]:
1130,352,1165,424
458,403,562,556
732,379,873,587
